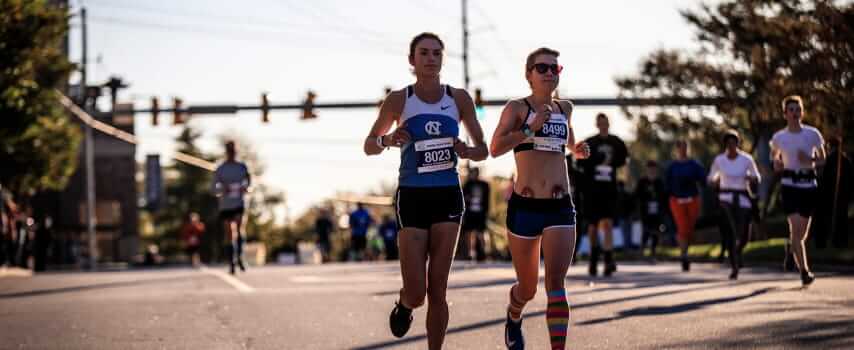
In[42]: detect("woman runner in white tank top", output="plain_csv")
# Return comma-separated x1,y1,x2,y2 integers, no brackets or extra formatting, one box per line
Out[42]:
363,32,488,349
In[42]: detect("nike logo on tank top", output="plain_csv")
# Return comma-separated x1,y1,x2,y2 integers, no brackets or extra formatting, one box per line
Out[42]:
398,85,461,187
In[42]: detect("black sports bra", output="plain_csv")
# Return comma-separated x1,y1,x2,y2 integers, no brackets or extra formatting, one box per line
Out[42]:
513,99,570,154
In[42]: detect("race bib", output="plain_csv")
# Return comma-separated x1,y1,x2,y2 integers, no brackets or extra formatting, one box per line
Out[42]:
381,228,394,239
469,199,483,213
676,197,694,204
415,137,456,174
594,165,614,182
781,178,813,187
227,183,242,198
646,202,659,215
525,114,568,152
533,115,568,152
469,188,484,212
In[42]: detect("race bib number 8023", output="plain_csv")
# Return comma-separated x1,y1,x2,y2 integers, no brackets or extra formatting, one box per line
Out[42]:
415,137,456,173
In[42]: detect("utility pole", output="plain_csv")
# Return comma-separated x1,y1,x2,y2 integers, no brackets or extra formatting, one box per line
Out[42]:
461,0,470,91
81,7,97,270
461,0,472,159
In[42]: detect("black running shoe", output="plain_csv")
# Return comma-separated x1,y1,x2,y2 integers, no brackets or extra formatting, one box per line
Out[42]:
588,260,598,277
801,271,815,287
729,269,738,280
603,262,616,277
229,264,235,275
681,258,691,272
504,311,524,350
237,260,246,272
389,301,413,338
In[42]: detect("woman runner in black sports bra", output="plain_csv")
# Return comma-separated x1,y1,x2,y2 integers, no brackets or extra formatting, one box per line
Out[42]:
490,47,589,350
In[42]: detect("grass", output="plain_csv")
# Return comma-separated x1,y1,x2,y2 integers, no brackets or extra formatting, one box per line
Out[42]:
637,238,854,266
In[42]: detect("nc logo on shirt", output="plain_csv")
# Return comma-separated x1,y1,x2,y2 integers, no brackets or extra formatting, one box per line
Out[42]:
425,121,442,136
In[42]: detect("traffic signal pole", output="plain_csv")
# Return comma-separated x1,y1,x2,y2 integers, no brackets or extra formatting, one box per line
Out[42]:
129,96,730,122
81,7,98,270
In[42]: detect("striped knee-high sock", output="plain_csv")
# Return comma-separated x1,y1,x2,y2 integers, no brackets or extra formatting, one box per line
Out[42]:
546,289,570,349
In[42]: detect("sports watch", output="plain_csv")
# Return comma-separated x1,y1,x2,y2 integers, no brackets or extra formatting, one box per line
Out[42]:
520,123,535,137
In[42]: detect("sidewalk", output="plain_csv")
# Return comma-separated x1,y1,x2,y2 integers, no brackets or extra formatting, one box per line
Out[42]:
0,266,33,278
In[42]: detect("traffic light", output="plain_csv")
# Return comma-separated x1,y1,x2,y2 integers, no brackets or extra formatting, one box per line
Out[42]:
474,88,483,108
173,97,184,125
261,92,270,123
151,97,159,126
474,88,485,119
301,90,317,120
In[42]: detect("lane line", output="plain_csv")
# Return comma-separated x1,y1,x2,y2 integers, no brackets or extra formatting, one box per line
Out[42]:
199,265,255,293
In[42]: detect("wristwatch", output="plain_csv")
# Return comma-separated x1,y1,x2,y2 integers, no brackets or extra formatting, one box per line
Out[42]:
376,135,388,149
520,123,534,137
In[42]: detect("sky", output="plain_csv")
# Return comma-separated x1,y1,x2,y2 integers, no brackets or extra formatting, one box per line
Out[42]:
67,0,713,221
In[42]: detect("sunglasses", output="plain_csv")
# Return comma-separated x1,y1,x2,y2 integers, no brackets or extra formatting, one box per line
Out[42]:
528,63,563,74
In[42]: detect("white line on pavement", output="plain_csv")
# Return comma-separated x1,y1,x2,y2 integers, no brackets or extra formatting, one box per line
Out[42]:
199,265,256,293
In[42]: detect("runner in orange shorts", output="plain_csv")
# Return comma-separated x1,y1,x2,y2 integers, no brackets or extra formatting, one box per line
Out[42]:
665,140,706,271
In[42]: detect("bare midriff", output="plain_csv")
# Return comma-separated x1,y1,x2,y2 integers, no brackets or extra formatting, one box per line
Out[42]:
513,150,570,199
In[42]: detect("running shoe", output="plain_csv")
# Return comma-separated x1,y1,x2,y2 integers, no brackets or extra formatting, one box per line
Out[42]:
504,311,524,350
603,262,617,277
801,271,815,287
389,301,413,338
588,261,598,277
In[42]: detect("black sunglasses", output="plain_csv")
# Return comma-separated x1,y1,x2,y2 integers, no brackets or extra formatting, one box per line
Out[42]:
528,63,563,74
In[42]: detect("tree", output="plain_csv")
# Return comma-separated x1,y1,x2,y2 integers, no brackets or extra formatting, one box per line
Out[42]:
802,1,854,139
149,126,218,258
618,0,853,156
0,0,79,196
617,0,854,208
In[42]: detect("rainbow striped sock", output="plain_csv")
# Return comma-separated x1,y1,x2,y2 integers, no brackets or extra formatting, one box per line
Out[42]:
546,289,569,349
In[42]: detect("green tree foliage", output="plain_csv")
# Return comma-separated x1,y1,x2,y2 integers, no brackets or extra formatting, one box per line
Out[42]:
618,0,854,169
145,127,289,262
0,0,79,196
149,126,218,258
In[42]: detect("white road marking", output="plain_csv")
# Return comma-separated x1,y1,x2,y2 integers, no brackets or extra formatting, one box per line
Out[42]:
199,265,255,293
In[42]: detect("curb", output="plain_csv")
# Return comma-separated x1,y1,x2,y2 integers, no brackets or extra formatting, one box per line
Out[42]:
0,266,34,278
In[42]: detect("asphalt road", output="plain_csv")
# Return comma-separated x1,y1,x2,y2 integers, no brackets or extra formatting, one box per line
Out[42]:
1,261,852,349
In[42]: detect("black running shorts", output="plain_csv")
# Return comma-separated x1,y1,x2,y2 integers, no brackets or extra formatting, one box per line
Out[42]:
219,207,244,221
780,185,818,217
395,186,464,230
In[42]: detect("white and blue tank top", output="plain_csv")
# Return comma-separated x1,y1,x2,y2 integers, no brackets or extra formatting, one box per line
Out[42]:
398,85,461,187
